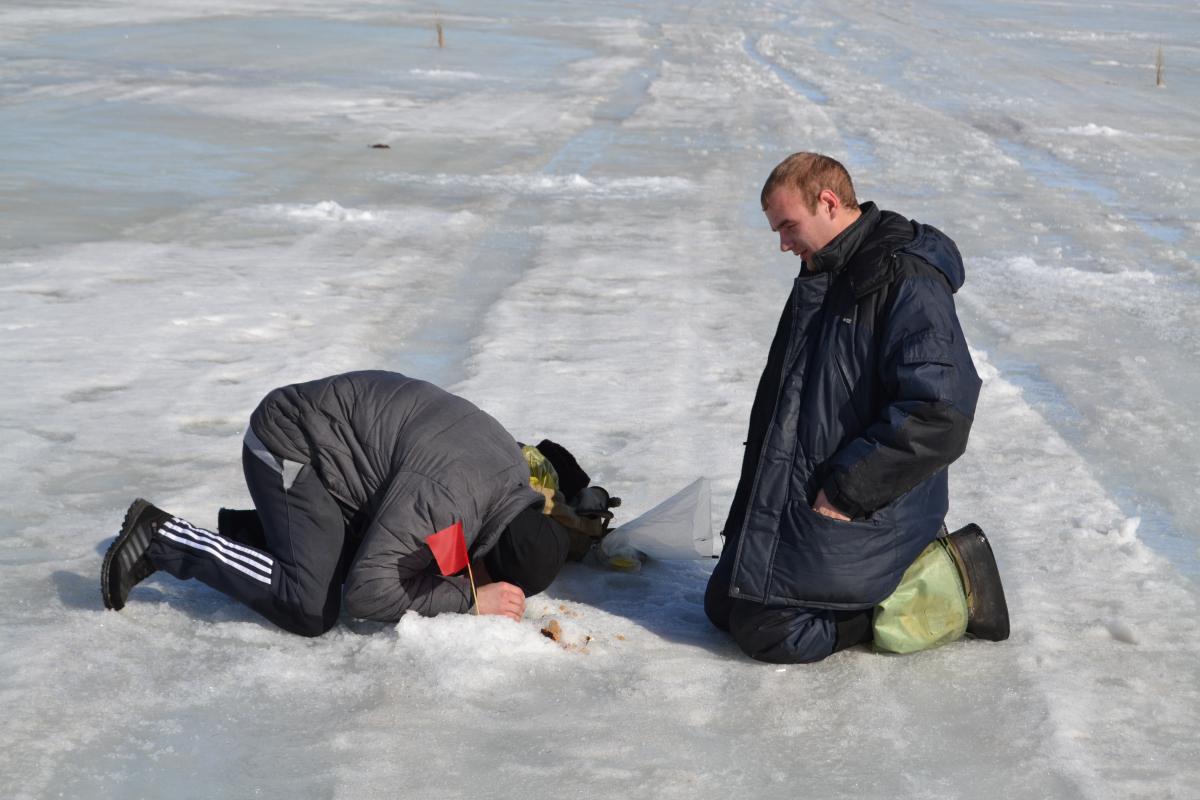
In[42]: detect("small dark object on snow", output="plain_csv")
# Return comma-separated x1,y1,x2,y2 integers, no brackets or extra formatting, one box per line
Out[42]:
944,523,1010,641
541,619,563,641
369,143,391,149
102,498,170,610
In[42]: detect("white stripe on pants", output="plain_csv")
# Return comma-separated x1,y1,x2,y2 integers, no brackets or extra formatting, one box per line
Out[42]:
158,517,273,585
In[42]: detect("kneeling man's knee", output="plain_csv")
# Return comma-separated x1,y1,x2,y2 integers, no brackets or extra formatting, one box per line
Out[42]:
728,600,837,664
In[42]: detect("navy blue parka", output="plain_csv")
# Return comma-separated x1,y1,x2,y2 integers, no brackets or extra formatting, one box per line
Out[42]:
709,202,981,616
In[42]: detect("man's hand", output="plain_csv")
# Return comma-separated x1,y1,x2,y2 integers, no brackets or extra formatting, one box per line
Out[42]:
813,489,851,521
475,581,526,621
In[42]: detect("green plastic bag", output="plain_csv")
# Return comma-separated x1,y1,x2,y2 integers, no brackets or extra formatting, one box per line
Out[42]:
522,445,559,493
873,539,968,654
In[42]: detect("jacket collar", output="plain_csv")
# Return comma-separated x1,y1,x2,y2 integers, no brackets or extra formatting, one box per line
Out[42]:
803,202,914,298
804,202,879,274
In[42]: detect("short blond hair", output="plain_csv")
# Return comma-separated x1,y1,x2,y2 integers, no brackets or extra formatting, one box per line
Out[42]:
761,152,859,212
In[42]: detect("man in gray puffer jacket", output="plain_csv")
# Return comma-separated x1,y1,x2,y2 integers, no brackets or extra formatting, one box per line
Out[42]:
101,371,567,636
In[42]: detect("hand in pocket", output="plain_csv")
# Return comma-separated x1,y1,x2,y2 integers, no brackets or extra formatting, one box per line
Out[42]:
812,489,851,522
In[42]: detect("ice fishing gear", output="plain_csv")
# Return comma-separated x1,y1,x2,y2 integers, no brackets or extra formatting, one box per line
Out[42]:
571,485,620,527
539,486,620,561
521,442,620,561
597,478,713,571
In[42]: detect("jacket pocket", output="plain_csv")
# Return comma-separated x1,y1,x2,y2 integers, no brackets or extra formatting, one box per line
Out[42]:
764,500,898,606
787,500,888,556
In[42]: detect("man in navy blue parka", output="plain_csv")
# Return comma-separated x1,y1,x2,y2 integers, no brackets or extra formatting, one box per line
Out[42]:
705,153,984,663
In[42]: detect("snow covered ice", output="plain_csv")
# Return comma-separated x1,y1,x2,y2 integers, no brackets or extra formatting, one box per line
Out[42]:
2,1,1199,798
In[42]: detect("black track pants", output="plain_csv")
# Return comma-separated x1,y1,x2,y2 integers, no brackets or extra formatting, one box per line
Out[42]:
147,445,349,636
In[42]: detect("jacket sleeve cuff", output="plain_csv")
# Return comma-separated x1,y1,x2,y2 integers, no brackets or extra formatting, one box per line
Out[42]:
822,477,869,520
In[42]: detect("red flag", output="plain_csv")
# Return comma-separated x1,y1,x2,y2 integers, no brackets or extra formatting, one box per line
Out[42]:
424,520,468,576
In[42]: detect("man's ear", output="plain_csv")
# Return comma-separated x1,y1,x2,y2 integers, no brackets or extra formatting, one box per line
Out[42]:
817,188,841,218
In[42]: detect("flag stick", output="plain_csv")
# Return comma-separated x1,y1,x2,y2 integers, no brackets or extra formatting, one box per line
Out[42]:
465,560,480,615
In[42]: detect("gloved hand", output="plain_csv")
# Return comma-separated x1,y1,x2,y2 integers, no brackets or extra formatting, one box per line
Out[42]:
570,485,621,518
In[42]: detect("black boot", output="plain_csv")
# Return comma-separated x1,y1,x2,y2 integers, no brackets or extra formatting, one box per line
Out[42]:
832,609,874,653
944,524,1010,641
217,507,267,550
102,499,172,610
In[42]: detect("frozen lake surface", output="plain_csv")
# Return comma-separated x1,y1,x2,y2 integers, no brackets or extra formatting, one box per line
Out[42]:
2,1,1198,798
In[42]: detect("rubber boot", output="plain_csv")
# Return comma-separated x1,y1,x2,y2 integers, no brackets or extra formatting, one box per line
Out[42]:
943,524,1010,641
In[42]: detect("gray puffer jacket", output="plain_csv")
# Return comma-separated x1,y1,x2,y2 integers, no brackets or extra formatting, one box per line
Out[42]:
249,370,540,620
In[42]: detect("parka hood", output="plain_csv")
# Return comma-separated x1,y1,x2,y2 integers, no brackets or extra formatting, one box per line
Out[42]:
898,220,967,293
807,203,967,295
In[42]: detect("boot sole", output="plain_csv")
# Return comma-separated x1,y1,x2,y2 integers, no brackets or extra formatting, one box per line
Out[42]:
101,498,157,611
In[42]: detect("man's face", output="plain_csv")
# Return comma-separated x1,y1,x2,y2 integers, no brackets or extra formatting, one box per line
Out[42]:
763,187,840,262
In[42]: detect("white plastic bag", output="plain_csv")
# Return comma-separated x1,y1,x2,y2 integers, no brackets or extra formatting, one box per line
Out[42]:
599,477,713,566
